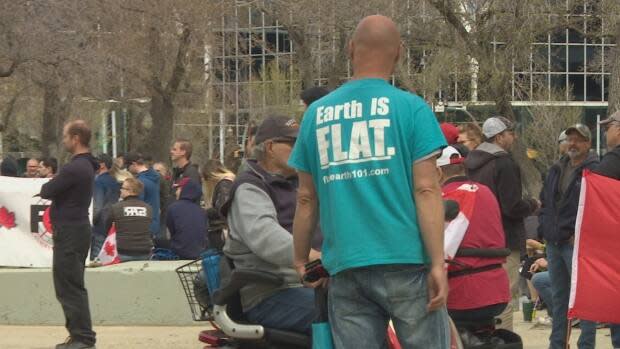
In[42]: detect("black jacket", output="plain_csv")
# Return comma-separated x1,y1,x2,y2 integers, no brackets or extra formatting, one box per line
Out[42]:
105,196,154,255
464,142,537,253
538,153,599,244
593,145,620,180
40,153,99,226
171,162,201,187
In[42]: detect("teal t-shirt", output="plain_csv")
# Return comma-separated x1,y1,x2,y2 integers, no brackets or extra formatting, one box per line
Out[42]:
288,78,446,275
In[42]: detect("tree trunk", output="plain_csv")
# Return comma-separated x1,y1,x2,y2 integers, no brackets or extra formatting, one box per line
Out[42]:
607,23,620,115
41,83,71,159
327,26,349,90
144,92,174,162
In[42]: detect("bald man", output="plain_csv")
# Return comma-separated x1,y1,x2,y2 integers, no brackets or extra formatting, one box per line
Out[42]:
290,15,449,348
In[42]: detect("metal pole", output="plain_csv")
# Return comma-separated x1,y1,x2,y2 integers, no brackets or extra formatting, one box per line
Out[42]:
219,109,225,161
102,112,108,154
111,110,118,158
596,114,601,156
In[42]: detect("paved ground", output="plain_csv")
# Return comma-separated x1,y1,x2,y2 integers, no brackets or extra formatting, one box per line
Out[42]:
1,313,615,348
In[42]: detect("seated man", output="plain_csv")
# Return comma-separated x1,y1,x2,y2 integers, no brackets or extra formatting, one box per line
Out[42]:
221,115,320,335
104,178,153,262
166,178,207,259
438,146,510,322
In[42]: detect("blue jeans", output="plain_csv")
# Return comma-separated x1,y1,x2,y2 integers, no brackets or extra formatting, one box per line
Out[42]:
531,271,553,316
245,287,316,335
328,264,450,349
89,232,106,261
547,243,598,349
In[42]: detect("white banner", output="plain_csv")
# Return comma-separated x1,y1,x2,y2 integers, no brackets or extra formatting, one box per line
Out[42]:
0,176,54,267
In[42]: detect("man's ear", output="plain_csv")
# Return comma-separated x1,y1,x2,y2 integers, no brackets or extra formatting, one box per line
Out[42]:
348,40,355,62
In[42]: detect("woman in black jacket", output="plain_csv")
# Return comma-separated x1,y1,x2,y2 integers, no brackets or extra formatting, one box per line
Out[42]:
202,159,235,250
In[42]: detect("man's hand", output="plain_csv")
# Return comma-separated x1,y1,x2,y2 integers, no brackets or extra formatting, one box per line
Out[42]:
294,249,327,288
530,258,548,272
427,265,448,312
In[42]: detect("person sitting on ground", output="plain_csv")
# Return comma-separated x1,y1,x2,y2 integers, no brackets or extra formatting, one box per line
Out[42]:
38,157,58,178
124,152,161,239
104,178,153,262
92,154,121,258
166,178,207,259
221,115,321,335
530,258,553,325
438,146,510,323
202,159,235,249
458,122,484,151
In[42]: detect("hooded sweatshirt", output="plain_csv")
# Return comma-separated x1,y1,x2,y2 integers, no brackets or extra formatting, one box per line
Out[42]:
40,153,99,226
137,168,161,236
464,142,537,253
594,145,620,180
166,179,207,259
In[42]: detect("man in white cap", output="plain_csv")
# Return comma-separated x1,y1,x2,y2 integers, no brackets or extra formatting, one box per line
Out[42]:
437,146,511,325
464,116,539,331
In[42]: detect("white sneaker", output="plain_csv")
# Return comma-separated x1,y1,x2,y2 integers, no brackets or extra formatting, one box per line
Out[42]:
535,315,552,327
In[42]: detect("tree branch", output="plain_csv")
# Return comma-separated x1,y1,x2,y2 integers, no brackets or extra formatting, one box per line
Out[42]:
165,25,191,95
427,0,473,47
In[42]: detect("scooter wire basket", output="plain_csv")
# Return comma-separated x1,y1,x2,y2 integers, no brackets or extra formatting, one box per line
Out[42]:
175,259,212,322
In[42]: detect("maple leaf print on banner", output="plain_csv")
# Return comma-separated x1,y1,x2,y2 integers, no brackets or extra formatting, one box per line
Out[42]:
0,206,16,229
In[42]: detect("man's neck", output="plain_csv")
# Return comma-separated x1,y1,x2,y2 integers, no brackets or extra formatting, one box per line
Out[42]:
72,146,90,156
136,165,149,174
257,160,292,178
570,155,587,167
175,158,189,169
351,72,390,80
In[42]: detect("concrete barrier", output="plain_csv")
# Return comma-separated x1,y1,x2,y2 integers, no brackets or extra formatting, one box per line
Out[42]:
0,261,201,326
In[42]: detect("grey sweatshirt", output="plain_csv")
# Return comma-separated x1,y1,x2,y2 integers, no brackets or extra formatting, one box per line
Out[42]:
224,183,302,311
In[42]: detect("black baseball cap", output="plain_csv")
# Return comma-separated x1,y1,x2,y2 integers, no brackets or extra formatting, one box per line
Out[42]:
254,115,300,145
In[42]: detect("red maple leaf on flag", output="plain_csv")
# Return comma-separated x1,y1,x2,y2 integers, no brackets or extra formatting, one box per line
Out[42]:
0,206,16,229
103,240,116,256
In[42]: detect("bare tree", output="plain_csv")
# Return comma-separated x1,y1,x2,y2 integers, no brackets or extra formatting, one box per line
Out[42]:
92,0,222,161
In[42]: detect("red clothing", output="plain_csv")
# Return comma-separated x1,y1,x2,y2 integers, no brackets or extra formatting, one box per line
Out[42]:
443,177,510,310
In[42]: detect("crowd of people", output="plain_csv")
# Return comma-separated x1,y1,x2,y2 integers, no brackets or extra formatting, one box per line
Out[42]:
4,14,619,349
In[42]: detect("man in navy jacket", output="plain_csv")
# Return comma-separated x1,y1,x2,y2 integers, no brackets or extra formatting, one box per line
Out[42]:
166,178,207,259
538,124,598,349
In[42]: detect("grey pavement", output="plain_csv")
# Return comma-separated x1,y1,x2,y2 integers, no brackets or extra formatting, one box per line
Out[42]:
0,312,615,348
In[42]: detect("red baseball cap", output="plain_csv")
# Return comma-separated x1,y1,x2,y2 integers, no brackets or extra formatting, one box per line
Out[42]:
440,123,459,145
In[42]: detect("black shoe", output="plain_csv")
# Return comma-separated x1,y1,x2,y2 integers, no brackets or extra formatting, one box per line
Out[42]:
55,337,96,349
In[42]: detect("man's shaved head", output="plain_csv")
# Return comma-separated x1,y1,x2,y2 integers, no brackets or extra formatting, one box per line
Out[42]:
349,15,402,78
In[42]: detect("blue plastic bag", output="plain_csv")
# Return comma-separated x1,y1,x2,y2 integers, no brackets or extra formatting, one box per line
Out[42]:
312,322,335,349
201,249,221,296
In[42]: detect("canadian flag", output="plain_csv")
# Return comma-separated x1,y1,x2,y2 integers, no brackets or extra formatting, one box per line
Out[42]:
568,171,620,323
442,183,478,260
97,224,120,266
